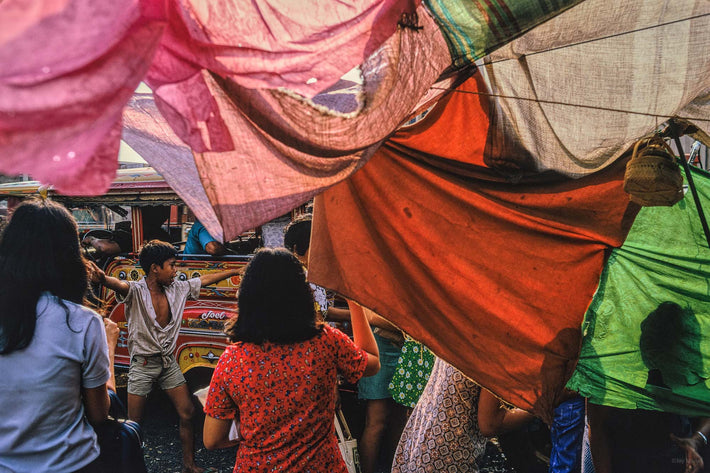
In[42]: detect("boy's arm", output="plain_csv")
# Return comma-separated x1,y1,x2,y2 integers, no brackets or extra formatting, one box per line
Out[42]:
199,269,240,287
87,261,130,297
101,274,131,297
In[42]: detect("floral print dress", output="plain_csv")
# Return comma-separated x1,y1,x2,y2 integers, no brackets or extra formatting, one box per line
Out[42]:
392,357,515,473
204,325,368,473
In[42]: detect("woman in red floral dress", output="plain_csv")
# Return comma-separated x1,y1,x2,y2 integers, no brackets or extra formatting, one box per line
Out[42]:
203,247,380,472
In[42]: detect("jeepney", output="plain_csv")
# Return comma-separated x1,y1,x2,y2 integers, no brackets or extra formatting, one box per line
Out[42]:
0,167,262,390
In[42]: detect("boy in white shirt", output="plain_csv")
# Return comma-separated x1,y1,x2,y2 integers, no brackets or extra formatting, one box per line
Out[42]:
91,240,238,473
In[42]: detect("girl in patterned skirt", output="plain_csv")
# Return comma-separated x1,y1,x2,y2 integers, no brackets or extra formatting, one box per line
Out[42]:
392,357,534,473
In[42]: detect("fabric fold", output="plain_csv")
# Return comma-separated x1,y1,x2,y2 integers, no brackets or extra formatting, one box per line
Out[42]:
568,166,710,417
309,75,638,419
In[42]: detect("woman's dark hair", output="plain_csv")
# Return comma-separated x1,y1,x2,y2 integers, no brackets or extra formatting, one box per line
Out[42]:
226,247,320,344
283,214,312,257
138,240,178,273
0,199,89,354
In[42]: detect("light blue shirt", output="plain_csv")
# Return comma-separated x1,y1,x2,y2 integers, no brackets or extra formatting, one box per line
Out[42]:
184,220,218,254
0,294,110,473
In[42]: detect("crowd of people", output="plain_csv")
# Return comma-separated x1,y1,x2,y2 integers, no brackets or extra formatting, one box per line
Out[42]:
1,199,709,473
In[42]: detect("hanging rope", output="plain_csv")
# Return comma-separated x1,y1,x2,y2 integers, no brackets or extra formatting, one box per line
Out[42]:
479,12,710,67
669,120,710,249
429,86,710,125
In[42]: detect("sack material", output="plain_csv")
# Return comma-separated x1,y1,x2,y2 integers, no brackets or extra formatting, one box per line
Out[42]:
335,409,362,473
624,135,684,207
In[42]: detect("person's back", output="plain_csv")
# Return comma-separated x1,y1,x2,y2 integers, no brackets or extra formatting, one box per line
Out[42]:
0,295,109,472
203,248,380,473
210,324,365,471
0,199,111,473
184,220,226,256
393,357,487,472
393,357,530,473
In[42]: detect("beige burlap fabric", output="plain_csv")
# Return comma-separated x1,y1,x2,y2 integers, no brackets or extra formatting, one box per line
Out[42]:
480,0,710,178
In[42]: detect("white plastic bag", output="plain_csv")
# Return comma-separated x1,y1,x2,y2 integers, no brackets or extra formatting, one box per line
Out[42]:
335,409,362,473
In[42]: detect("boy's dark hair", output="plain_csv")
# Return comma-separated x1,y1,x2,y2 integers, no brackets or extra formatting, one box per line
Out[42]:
0,199,88,354
138,240,178,273
225,247,320,344
283,214,312,257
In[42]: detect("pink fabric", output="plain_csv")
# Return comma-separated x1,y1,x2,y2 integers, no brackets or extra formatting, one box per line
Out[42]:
144,0,419,152
122,93,225,240
0,0,165,194
0,0,413,195
125,6,455,240
149,0,418,95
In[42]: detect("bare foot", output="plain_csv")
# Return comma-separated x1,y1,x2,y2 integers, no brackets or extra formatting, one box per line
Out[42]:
182,466,215,473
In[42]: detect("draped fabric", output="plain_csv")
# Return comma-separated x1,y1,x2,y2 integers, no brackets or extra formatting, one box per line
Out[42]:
123,5,456,240
424,0,585,66
0,0,165,195
0,0,416,198
144,0,420,154
6,0,706,241
567,167,710,417
121,92,223,238
478,0,710,177
309,75,639,420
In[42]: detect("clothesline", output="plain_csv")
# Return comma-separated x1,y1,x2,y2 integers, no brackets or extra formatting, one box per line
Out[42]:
477,11,710,66
429,86,710,124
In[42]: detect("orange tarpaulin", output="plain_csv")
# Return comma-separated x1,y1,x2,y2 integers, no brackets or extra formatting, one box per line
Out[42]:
309,76,638,419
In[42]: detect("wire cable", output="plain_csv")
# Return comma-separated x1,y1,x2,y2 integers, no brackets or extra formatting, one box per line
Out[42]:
429,86,710,124
479,12,710,66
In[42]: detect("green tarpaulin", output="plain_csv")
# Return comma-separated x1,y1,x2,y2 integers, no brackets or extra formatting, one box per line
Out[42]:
568,166,710,416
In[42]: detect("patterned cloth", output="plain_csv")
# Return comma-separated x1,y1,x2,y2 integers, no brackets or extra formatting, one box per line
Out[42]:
392,357,514,473
425,0,583,66
310,282,332,321
389,337,435,408
204,324,368,473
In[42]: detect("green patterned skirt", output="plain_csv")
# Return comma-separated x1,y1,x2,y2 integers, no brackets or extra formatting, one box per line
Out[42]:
388,337,435,408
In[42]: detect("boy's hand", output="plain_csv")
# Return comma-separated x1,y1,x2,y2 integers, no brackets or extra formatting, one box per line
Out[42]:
86,260,106,284
82,235,96,248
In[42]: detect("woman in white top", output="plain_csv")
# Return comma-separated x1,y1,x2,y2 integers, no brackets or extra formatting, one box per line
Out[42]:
0,199,113,473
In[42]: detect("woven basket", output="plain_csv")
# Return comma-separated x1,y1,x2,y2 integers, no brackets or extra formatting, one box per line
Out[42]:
624,136,684,206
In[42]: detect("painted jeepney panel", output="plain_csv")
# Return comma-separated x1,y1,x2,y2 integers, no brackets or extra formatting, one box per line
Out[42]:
102,256,248,373
0,167,264,380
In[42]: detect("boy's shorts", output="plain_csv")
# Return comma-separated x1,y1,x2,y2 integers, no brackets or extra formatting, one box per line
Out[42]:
127,354,186,396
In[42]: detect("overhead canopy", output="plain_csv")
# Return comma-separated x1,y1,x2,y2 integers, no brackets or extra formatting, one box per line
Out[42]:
309,75,638,420
568,166,710,417
2,0,710,416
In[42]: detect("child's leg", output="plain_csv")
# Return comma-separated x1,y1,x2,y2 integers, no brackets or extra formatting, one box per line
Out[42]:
126,355,160,424
165,383,200,473
160,356,203,473
127,393,149,424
